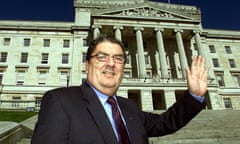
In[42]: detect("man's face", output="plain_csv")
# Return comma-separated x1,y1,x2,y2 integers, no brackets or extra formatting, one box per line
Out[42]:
85,41,125,96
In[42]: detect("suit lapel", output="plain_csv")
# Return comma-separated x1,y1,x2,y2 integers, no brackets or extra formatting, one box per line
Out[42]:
81,82,119,144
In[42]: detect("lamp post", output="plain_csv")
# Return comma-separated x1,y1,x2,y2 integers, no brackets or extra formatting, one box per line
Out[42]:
0,84,3,109
67,73,70,87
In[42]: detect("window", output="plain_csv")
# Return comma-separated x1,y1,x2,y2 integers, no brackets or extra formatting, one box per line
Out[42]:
146,71,152,78
0,70,3,85
223,98,232,109
123,71,131,78
3,38,11,46
216,74,225,87
232,75,240,86
225,46,232,54
229,59,236,68
62,53,69,64
35,97,42,108
63,40,70,48
38,70,47,85
16,70,25,85
0,52,8,62
43,39,50,47
41,53,48,64
60,71,69,86
82,53,86,63
212,58,219,67
125,53,131,65
24,38,31,47
12,96,21,108
144,54,150,66
209,45,216,53
20,53,28,63
83,39,88,47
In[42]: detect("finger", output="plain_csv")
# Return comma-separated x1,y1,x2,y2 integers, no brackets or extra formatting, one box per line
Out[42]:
202,66,210,81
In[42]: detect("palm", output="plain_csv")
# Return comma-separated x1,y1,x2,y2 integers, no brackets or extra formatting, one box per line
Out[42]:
186,56,209,96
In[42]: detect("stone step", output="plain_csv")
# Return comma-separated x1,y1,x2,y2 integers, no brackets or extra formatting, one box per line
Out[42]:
16,138,31,144
158,129,240,140
151,138,240,144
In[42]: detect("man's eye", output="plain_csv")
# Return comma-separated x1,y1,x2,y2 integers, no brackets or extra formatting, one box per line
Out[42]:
97,54,107,59
115,56,124,61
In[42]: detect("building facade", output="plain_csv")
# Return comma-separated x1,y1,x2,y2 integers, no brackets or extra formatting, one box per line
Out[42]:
0,0,240,111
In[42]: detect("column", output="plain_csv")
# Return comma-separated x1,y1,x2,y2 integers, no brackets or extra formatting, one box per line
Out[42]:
194,31,215,80
207,89,225,109
175,29,188,79
134,27,146,78
71,32,86,85
117,88,128,98
113,26,123,41
140,90,153,111
164,89,176,109
92,25,102,39
155,28,169,79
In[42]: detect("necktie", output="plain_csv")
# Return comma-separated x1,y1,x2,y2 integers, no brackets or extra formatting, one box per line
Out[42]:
107,97,131,144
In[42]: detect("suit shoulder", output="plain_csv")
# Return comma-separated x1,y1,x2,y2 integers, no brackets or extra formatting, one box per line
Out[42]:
43,86,82,100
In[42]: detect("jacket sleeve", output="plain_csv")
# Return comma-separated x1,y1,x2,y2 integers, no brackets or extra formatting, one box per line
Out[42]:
143,91,206,137
31,89,70,144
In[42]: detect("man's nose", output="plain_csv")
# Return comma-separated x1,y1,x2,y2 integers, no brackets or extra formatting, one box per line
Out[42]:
106,56,115,65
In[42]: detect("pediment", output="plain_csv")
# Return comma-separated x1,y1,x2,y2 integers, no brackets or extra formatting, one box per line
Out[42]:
92,3,197,21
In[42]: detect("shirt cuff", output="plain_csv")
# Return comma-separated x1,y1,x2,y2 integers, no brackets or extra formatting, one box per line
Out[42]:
189,92,205,103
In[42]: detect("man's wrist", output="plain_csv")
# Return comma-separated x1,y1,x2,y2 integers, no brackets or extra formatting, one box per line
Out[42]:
189,92,205,103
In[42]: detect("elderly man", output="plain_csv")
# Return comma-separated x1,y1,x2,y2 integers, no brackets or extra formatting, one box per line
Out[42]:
31,35,209,144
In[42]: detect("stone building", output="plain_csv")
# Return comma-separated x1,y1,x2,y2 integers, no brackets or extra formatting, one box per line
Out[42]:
0,0,240,110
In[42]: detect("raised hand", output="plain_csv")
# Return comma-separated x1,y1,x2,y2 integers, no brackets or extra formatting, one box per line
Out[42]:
186,56,209,96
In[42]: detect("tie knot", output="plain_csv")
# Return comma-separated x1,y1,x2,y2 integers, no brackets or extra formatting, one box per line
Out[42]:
107,97,116,106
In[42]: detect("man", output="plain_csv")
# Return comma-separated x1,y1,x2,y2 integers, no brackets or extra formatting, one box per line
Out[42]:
31,35,209,144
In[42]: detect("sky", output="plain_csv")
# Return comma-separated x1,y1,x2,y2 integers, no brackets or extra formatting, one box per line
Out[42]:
0,0,239,31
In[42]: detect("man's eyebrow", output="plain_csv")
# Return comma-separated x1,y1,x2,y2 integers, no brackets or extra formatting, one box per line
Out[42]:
95,51,124,56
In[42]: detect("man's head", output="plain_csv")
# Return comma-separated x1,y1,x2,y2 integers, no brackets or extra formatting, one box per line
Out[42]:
85,35,126,96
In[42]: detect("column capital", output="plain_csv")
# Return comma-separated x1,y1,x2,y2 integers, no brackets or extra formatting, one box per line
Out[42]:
193,29,202,34
174,29,183,33
113,25,123,30
154,27,164,32
134,27,144,31
92,25,102,29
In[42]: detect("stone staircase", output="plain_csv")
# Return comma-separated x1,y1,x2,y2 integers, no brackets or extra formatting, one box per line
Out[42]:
150,110,240,144
16,138,31,144
14,110,240,144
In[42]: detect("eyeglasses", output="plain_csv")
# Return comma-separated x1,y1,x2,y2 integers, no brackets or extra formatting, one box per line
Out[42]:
91,52,125,64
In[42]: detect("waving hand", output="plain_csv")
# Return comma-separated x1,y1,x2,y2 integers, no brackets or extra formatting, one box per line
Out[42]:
186,56,209,96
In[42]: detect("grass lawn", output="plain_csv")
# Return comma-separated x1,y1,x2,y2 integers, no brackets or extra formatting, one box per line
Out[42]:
0,111,37,122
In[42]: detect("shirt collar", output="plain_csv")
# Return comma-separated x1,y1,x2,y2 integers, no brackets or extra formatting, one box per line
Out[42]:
86,80,117,105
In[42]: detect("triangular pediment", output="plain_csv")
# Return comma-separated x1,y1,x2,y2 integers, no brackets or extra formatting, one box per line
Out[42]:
92,3,198,21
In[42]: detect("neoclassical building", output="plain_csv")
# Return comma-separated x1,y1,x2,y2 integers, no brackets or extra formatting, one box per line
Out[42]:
0,0,240,110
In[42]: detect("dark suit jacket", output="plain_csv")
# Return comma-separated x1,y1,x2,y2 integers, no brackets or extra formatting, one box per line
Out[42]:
31,81,206,144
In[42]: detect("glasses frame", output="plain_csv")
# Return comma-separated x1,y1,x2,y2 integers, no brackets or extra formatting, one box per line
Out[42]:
90,52,125,64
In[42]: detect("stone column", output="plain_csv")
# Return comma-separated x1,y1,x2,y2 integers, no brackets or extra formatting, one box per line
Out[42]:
114,26,123,41
117,88,128,98
71,32,86,85
164,89,176,108
155,28,169,79
134,27,146,78
140,90,153,111
174,29,188,79
194,31,215,80
207,89,225,109
92,25,102,39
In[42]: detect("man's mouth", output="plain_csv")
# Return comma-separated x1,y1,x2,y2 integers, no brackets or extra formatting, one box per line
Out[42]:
103,70,115,75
